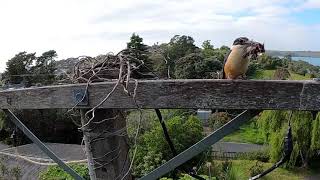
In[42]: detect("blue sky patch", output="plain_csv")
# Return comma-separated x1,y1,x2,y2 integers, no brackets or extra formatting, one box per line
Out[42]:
291,9,320,25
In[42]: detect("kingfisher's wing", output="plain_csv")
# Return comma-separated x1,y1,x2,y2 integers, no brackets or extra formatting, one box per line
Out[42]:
222,50,232,79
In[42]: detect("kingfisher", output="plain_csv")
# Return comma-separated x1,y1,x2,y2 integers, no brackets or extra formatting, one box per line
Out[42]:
222,37,265,79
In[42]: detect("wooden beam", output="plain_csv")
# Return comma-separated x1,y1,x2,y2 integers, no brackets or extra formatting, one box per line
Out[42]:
0,79,320,110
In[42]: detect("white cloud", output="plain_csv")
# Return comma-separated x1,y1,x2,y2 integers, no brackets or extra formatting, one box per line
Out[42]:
0,0,319,71
298,0,320,9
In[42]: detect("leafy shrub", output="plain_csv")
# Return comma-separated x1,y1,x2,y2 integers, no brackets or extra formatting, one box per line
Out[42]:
237,150,270,162
209,112,230,130
221,162,244,180
133,115,204,177
248,161,264,177
39,163,89,180
0,160,8,177
10,166,21,180
273,68,290,80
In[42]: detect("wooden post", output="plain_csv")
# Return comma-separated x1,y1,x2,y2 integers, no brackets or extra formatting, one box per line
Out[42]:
80,110,97,180
80,109,131,180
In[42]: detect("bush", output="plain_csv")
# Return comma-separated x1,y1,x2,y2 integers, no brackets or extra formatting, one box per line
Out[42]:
209,112,230,130
133,114,204,177
175,53,222,79
237,150,270,162
39,163,89,180
10,166,21,180
248,161,264,178
221,162,244,180
246,62,261,77
273,68,290,80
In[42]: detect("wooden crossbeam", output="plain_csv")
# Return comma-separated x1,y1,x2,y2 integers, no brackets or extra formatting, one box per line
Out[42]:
0,79,320,110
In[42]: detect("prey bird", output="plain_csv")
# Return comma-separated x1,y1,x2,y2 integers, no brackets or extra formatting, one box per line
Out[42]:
222,37,265,79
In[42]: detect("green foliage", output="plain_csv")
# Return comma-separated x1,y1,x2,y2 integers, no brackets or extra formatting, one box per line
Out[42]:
198,160,244,180
0,159,23,180
160,174,211,180
167,35,199,61
160,35,199,78
269,129,284,162
39,163,89,180
223,165,245,180
178,174,210,180
175,53,222,79
289,60,320,76
10,166,21,180
209,112,230,130
258,110,318,168
2,52,36,85
246,61,261,77
257,110,287,143
311,113,320,151
248,161,266,179
0,160,8,177
233,160,307,180
133,114,204,177
223,119,265,145
126,33,152,75
219,45,230,52
291,111,313,167
30,50,57,85
287,142,300,169
257,54,284,70
237,150,270,162
149,48,168,78
135,151,166,176
201,40,215,58
273,68,290,80
2,50,57,86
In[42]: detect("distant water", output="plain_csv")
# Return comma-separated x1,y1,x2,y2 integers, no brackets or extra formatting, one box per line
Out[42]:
291,56,320,66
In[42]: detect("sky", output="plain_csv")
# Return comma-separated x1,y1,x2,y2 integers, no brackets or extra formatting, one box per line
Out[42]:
0,0,319,71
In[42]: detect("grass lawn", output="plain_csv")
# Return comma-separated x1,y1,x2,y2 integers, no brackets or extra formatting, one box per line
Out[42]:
252,69,311,80
252,70,275,79
231,160,309,180
222,121,264,145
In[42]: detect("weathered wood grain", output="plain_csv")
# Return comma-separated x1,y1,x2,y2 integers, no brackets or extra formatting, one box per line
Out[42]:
0,79,320,110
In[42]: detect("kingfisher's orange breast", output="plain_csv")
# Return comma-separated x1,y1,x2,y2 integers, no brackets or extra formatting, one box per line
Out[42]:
224,46,250,79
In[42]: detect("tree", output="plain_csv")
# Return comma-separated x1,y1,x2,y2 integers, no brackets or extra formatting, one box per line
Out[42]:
257,54,284,70
167,35,199,60
164,35,199,78
127,33,152,76
148,43,171,78
174,53,222,79
30,50,57,85
2,52,36,85
257,110,318,168
311,114,320,151
2,50,58,86
201,40,215,58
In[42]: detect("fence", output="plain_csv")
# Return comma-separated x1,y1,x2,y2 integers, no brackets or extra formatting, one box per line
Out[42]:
1,79,320,180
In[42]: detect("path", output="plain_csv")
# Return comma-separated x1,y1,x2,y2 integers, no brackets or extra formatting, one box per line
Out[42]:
0,143,86,180
212,142,267,153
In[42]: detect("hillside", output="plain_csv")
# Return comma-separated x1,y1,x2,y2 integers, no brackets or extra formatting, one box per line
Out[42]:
266,50,320,58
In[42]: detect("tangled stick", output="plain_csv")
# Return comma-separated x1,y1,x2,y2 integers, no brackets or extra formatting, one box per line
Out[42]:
72,48,147,179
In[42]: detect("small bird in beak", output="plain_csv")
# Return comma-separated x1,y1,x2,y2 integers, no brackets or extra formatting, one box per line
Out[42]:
222,37,265,79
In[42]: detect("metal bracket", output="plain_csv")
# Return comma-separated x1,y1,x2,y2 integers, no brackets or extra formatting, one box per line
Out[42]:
73,89,89,106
